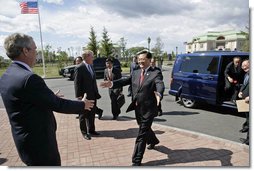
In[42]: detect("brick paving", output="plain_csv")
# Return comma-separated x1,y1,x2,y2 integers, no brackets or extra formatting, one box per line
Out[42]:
0,109,249,167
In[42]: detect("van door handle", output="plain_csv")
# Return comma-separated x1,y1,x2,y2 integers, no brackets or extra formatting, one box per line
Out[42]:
204,76,214,80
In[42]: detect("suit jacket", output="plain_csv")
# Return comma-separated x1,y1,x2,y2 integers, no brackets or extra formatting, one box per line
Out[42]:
0,63,85,165
224,62,245,83
74,63,101,100
240,73,249,98
104,67,122,94
112,67,164,118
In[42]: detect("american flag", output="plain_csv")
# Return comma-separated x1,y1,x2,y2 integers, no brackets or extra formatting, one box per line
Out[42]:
20,1,38,14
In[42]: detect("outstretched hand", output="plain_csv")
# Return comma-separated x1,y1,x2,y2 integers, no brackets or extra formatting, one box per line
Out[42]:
100,81,112,88
154,91,161,106
82,93,95,111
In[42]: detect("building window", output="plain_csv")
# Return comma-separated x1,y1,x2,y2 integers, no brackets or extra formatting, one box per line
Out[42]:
217,36,225,40
200,43,204,48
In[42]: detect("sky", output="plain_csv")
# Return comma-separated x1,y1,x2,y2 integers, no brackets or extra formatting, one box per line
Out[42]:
0,0,250,59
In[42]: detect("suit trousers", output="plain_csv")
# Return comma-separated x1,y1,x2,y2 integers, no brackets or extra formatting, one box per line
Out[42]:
79,101,97,134
132,110,159,164
109,89,121,117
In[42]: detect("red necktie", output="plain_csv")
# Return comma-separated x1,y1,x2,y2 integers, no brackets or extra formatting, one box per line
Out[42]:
139,69,145,85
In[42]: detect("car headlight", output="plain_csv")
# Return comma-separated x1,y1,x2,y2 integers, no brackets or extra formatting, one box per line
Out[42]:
64,69,69,73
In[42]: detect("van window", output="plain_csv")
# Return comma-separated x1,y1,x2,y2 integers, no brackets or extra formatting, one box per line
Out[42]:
180,56,219,74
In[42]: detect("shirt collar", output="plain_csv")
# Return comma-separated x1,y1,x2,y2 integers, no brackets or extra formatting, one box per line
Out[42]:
13,60,32,72
143,66,151,74
83,61,90,68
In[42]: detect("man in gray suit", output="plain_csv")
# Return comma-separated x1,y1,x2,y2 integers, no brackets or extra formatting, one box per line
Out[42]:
238,60,249,145
0,33,94,166
100,50,165,166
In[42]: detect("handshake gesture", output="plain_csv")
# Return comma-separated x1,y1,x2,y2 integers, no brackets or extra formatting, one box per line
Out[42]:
100,80,112,88
55,90,94,111
82,93,95,111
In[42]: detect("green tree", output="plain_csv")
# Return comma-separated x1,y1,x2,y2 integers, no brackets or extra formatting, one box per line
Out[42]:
100,27,113,57
125,46,146,58
87,26,99,58
242,26,249,52
152,37,164,58
44,44,52,62
119,37,127,58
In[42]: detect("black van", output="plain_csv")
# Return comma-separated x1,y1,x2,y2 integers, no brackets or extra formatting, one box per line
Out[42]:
169,51,249,108
59,57,121,80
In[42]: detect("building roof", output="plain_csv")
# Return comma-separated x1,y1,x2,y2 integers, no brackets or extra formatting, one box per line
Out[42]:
189,30,247,43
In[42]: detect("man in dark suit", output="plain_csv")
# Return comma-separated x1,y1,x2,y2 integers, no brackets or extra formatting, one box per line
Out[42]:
151,57,163,116
224,57,245,101
104,58,122,120
0,33,94,166
127,55,140,97
238,60,249,145
100,50,165,166
74,50,101,140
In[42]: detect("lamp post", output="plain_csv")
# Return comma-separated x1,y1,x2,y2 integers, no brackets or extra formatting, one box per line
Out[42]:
148,37,151,51
176,46,178,56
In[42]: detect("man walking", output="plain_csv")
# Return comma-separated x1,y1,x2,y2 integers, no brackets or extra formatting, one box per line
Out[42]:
74,50,102,140
100,50,165,166
104,58,122,120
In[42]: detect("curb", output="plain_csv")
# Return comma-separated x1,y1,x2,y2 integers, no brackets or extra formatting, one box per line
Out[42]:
153,122,249,150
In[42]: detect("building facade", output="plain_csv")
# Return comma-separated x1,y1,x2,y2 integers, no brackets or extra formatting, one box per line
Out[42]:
186,30,248,53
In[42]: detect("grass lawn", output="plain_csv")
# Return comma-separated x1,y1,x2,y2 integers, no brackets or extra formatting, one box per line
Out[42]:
1,65,130,78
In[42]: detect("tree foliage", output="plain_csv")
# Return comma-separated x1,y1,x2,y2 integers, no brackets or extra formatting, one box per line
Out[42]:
100,27,114,57
242,26,249,52
87,26,99,58
152,37,164,57
125,46,146,58
119,37,127,58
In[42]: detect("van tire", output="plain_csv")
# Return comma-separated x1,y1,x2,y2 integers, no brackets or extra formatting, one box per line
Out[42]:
181,97,196,108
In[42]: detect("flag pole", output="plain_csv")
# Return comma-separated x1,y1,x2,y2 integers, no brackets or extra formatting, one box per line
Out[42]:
37,0,46,78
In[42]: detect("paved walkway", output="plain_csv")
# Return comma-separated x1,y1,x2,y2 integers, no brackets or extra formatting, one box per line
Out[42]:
0,109,249,167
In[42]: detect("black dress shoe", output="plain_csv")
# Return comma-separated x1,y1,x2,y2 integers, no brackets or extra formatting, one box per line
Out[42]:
147,144,155,150
98,113,103,120
132,163,141,166
158,110,163,116
147,141,159,150
90,131,100,135
239,128,249,133
96,108,103,119
113,116,118,120
83,134,91,140
240,138,249,145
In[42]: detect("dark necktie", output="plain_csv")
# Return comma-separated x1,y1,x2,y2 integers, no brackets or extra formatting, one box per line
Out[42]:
139,69,145,85
88,65,94,77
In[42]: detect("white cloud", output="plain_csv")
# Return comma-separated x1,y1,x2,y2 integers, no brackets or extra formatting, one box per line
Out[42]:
43,0,64,5
0,0,249,59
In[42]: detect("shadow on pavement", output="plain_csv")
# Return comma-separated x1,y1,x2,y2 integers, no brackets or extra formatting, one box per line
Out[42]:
163,111,199,116
97,128,138,139
0,158,7,165
143,145,233,166
98,128,165,139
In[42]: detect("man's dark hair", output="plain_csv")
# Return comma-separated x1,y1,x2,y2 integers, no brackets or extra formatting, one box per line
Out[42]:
106,58,113,63
137,49,152,59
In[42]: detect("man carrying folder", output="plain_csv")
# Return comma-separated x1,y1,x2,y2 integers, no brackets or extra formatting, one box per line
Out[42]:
238,60,249,145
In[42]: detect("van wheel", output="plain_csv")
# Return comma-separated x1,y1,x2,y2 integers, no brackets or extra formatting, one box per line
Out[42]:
181,97,196,108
